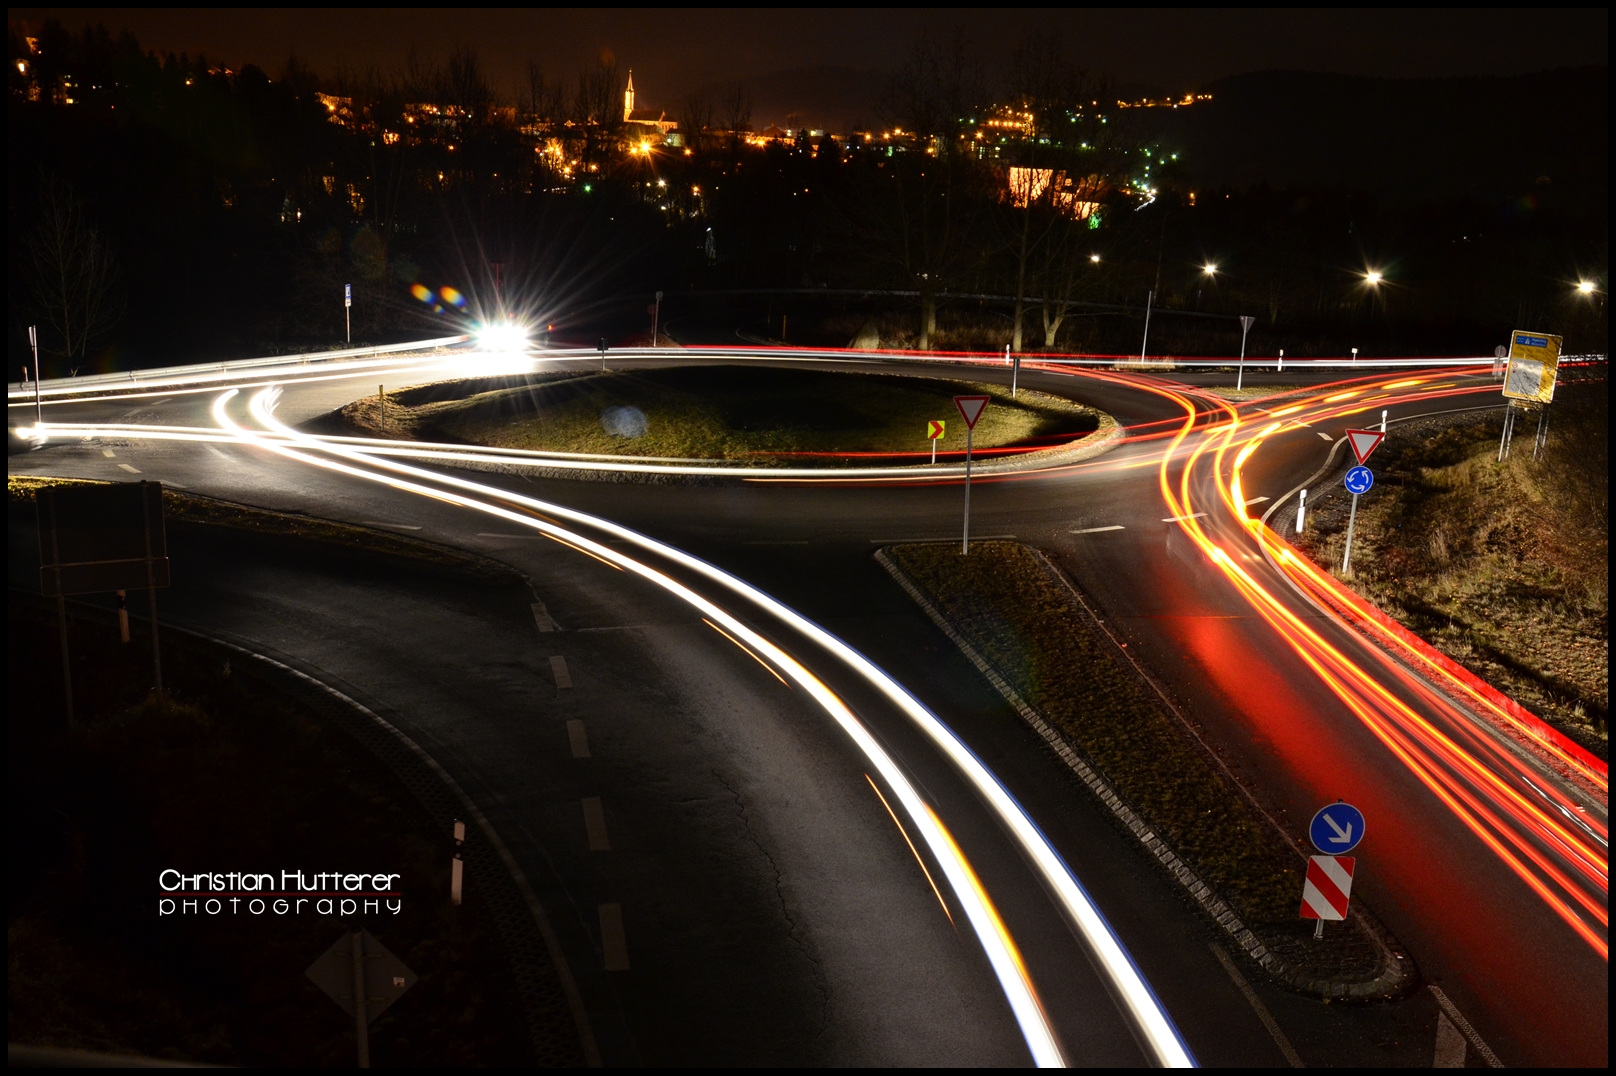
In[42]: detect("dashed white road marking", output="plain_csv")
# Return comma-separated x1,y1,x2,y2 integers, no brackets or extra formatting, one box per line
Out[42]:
582,797,610,850
599,903,630,970
360,520,422,530
531,602,557,632
1161,512,1207,523
566,719,590,758
1071,525,1126,534
549,655,573,689
101,448,116,457
1317,432,1334,440
117,463,141,474
477,532,546,539
205,445,233,460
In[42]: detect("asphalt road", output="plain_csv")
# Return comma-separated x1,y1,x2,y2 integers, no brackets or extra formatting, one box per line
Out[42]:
8,348,1607,1067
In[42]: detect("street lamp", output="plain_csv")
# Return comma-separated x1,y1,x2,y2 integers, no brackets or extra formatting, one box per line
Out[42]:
1576,280,1597,295
1090,254,1101,264
1364,270,1384,286
1202,263,1218,276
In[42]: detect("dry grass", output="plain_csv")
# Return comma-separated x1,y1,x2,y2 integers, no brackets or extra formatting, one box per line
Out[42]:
887,541,1301,924
1292,404,1608,758
339,366,1100,465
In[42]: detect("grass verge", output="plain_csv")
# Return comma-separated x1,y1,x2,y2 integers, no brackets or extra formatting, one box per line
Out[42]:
1289,405,1607,759
884,540,1301,925
6,597,545,1066
335,365,1103,464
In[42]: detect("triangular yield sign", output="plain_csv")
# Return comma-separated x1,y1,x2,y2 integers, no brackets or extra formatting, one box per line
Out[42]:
954,395,990,429
1345,428,1385,465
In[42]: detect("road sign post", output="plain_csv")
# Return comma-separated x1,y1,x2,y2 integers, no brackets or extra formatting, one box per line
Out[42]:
29,324,42,426
927,419,945,464
652,290,664,346
1339,430,1384,577
953,396,990,553
1236,315,1255,390
344,284,352,344
307,928,417,1069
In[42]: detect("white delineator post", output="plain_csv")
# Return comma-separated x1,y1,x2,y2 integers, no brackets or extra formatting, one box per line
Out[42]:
1296,489,1306,534
344,284,352,344
1139,290,1154,364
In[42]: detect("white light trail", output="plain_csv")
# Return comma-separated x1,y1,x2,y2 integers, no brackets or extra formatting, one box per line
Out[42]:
222,387,1193,1068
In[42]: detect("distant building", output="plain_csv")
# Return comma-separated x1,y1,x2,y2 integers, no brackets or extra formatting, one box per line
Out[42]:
622,70,677,139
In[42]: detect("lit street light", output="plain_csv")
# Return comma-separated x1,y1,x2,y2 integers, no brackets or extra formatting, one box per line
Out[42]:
1090,254,1101,264
1365,270,1384,286
1202,263,1218,276
1576,280,1597,295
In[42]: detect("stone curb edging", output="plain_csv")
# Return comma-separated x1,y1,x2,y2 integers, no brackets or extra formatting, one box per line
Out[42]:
873,550,1417,1001
29,594,601,1067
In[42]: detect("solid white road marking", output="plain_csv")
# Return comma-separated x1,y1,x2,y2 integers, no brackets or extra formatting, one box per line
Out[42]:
1071,525,1126,534
531,602,557,632
582,797,610,850
1317,432,1333,440
360,520,422,530
1161,513,1207,523
1427,985,1502,1067
549,655,573,689
1209,944,1303,1068
117,463,141,473
1434,1011,1466,1068
870,534,1016,544
599,903,630,970
477,532,546,539
101,448,116,457
1244,496,1270,506
205,444,232,460
566,719,590,758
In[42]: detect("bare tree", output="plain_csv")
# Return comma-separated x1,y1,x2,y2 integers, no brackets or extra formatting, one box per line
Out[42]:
679,88,716,153
24,179,123,367
867,37,987,349
523,59,567,122
572,58,624,170
719,82,752,157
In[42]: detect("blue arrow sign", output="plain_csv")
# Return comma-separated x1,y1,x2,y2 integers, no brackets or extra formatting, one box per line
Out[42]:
1344,465,1373,495
1309,802,1365,854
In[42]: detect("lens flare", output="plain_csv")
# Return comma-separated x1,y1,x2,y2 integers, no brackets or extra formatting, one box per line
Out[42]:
409,283,433,303
440,286,466,308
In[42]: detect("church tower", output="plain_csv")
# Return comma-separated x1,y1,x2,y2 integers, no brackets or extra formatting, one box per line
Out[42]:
623,70,635,122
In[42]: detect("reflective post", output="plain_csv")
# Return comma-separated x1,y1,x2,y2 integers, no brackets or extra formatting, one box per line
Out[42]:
1341,493,1360,576
961,424,975,555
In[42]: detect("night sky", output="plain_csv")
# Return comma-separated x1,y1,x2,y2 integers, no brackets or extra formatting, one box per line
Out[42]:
10,8,1609,109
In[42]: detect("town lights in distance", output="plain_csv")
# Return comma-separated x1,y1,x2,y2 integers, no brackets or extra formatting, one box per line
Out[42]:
476,321,530,352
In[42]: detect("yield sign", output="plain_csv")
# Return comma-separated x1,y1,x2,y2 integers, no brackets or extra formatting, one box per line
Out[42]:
953,395,990,429
1345,428,1385,465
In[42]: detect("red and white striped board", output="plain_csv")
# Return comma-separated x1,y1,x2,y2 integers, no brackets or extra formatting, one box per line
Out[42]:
1299,854,1355,921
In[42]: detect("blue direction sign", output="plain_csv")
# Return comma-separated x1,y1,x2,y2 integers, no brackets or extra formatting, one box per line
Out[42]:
1344,465,1374,495
1310,802,1365,854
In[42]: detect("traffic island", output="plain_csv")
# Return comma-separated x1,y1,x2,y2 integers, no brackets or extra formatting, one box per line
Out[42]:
326,364,1106,467
878,540,1416,1000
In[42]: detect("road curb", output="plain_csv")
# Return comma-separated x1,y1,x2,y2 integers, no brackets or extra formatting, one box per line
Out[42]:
875,549,1418,1001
